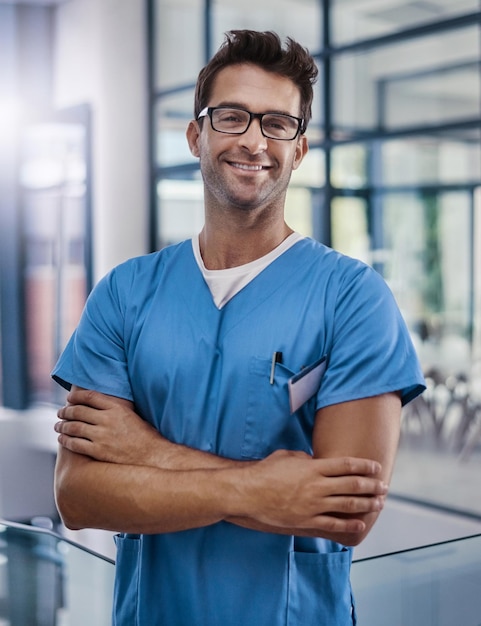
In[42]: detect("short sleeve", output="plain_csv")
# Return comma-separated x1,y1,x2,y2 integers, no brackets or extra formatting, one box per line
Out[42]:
316,263,425,409
51,265,134,401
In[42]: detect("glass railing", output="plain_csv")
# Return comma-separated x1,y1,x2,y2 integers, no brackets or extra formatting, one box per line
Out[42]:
0,518,114,626
352,533,481,626
1,518,480,625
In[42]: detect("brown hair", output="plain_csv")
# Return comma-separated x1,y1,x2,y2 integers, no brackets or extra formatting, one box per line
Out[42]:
194,30,318,133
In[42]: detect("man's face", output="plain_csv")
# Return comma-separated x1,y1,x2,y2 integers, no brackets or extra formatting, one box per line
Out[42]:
187,63,308,215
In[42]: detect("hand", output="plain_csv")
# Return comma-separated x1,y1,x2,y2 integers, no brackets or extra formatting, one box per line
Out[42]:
234,450,387,535
55,388,163,467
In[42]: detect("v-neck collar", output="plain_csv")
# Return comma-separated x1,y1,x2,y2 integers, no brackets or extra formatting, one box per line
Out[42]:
176,237,312,339
191,233,304,309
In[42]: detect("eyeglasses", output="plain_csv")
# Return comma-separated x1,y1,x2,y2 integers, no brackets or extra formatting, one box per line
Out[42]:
197,106,305,141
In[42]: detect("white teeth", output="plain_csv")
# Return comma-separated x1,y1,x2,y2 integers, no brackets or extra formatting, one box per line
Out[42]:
231,163,264,171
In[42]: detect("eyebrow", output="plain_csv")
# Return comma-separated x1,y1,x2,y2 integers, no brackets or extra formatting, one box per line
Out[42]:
213,102,299,117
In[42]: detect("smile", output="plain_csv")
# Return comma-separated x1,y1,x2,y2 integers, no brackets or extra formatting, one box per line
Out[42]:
230,162,268,171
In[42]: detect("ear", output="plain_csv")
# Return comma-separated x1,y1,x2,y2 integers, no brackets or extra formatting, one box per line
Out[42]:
186,120,201,158
292,134,308,170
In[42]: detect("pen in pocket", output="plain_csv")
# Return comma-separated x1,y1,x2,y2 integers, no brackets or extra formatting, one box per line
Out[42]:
270,351,283,385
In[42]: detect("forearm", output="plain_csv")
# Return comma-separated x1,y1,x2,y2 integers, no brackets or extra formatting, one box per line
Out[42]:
225,516,361,542
227,510,384,546
55,386,250,471
55,446,385,538
55,389,390,539
224,395,400,546
147,435,251,471
55,447,249,534
122,439,379,544
226,496,385,545
141,444,384,544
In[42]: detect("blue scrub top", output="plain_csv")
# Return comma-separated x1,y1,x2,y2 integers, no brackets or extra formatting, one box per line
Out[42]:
53,238,425,625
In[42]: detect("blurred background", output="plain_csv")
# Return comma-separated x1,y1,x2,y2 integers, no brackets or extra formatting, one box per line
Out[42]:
0,0,481,562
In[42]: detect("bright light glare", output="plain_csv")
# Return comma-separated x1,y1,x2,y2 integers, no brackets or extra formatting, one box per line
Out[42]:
0,96,24,137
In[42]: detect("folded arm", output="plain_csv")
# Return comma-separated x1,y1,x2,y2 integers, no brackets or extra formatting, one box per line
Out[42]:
314,392,401,544
54,387,398,543
55,387,243,533
227,393,401,543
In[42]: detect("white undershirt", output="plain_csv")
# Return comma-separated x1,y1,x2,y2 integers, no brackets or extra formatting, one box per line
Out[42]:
192,232,304,309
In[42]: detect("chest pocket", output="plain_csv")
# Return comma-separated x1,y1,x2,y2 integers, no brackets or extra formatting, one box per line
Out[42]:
241,356,318,459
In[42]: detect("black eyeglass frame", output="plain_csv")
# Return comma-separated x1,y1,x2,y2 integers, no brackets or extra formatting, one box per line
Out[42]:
197,106,305,140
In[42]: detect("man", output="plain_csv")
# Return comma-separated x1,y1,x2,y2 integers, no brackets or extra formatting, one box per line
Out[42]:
52,30,425,625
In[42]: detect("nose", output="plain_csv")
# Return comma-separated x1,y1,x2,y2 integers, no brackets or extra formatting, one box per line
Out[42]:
238,117,268,154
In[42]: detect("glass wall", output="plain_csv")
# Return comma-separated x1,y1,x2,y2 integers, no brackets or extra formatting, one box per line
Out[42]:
0,520,115,625
152,0,324,247
332,26,480,139
331,0,480,45
212,0,322,52
20,119,90,404
149,0,481,518
0,6,93,409
325,4,481,517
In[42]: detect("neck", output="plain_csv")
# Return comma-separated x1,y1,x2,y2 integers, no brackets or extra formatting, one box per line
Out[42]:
199,221,294,270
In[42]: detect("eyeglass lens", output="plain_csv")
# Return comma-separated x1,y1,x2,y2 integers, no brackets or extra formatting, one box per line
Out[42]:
211,108,299,139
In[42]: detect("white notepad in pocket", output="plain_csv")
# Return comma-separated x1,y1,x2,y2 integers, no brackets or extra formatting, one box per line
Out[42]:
288,356,327,414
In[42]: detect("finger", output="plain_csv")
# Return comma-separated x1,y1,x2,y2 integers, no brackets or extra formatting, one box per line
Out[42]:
57,403,100,425
322,494,385,516
66,388,116,411
311,514,366,534
55,419,94,441
57,431,94,456
328,475,388,497
316,456,382,478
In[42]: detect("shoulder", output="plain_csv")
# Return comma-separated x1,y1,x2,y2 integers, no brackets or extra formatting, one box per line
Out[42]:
295,237,369,269
113,240,190,279
98,240,191,292
296,237,387,291
83,241,192,316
